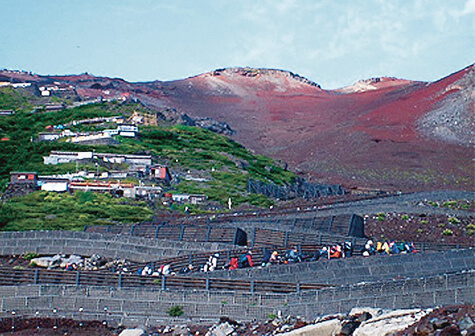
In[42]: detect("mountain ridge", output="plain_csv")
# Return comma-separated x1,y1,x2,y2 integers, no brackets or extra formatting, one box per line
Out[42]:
1,64,473,191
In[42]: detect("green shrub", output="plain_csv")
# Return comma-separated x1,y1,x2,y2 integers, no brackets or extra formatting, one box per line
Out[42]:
401,214,409,220
442,229,454,236
22,252,39,261
448,217,460,224
376,213,386,221
466,224,475,230
268,313,276,320
167,305,184,317
438,223,445,228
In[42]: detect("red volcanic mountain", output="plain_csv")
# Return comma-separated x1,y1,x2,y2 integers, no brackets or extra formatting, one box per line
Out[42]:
3,65,473,191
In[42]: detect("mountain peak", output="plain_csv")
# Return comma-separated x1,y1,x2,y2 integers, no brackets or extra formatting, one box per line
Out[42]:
335,76,418,93
209,67,322,88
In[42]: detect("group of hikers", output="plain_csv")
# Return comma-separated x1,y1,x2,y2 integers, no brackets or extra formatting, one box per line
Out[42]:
136,239,418,276
361,240,417,256
199,242,355,273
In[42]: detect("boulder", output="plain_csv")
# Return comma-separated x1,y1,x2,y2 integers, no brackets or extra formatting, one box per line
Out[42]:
276,318,342,336
29,254,62,268
119,328,145,336
458,315,474,331
205,321,235,336
353,309,431,336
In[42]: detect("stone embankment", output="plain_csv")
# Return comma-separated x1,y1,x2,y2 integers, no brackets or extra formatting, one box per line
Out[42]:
0,270,472,327
0,231,230,262
189,248,475,285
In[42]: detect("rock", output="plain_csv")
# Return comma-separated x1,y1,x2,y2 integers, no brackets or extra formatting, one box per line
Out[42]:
340,320,361,335
355,312,373,323
458,316,474,331
29,254,62,268
349,308,384,319
439,325,461,336
414,323,435,335
119,328,145,336
433,317,451,330
194,117,234,135
353,309,431,336
205,321,235,336
276,318,342,336
173,325,192,335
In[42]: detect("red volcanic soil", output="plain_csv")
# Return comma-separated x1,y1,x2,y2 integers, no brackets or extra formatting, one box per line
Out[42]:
3,65,473,191
151,66,474,191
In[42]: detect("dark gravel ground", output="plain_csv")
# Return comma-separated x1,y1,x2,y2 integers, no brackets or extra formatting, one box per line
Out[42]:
2,305,473,335
0,318,124,335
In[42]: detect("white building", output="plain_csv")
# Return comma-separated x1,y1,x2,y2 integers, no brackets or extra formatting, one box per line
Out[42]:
38,177,69,192
117,124,138,137
43,151,93,165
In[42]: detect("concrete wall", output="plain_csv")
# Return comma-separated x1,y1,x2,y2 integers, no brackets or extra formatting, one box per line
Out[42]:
0,270,472,327
0,231,229,262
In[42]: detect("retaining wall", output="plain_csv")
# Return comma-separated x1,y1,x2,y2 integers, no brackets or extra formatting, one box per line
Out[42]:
191,249,475,285
0,270,472,327
0,231,229,262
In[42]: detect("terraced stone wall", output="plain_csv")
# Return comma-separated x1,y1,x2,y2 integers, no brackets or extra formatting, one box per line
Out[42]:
0,231,229,262
0,270,472,326
192,249,475,285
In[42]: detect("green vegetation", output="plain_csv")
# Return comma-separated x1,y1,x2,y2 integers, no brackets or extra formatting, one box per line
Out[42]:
376,213,386,221
0,86,298,229
21,252,39,261
0,191,153,231
400,214,409,220
442,229,454,236
448,217,460,224
167,305,184,317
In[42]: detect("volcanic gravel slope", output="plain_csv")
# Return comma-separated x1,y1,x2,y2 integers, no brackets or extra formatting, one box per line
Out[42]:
3,65,473,191
151,66,474,192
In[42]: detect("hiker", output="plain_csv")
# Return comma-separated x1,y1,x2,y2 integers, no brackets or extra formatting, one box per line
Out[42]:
179,264,194,274
285,246,301,263
329,245,342,259
141,265,153,276
227,257,238,270
389,241,400,254
261,249,272,267
269,251,280,264
362,240,375,257
305,249,321,262
405,242,417,254
237,251,253,268
381,241,390,255
342,241,353,258
203,253,219,272
159,264,171,275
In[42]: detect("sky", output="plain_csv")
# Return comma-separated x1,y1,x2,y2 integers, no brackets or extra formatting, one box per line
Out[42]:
0,0,474,89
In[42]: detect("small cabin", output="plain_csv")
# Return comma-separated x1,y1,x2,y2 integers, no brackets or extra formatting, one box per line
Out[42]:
172,194,207,205
38,132,61,141
150,165,172,183
10,172,38,185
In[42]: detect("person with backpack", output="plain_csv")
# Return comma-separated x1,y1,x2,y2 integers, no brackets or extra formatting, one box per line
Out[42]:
237,251,253,268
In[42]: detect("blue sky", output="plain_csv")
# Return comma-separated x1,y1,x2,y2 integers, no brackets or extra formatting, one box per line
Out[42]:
0,0,473,89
